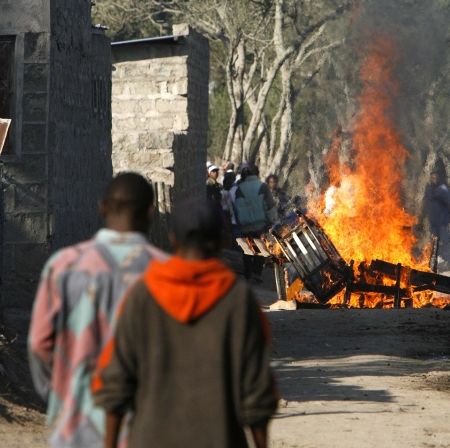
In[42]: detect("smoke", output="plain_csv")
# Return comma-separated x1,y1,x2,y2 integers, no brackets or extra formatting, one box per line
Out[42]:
299,0,449,216
348,0,450,209
353,1,449,128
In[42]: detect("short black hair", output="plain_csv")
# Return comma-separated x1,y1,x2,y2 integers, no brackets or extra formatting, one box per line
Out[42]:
103,172,154,219
223,171,236,190
240,163,259,181
266,174,278,183
171,198,223,256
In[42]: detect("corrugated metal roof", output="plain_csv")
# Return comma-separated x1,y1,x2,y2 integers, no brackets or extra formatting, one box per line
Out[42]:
111,35,182,47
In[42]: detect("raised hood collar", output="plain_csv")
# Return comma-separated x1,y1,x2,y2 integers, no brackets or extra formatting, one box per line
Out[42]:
144,256,236,323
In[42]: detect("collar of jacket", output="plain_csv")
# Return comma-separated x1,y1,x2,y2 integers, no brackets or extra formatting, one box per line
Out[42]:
94,228,148,246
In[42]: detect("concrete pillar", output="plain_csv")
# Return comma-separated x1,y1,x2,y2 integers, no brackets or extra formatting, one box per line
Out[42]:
111,24,209,247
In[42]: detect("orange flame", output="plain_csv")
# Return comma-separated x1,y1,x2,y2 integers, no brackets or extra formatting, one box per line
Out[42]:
314,37,417,265
304,36,450,309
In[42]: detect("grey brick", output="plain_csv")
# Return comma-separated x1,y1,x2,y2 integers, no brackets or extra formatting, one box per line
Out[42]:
23,92,47,121
24,32,49,63
24,63,48,92
22,124,46,153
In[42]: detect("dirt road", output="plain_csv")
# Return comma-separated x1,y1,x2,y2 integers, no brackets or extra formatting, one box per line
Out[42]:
263,299,450,448
1,290,449,447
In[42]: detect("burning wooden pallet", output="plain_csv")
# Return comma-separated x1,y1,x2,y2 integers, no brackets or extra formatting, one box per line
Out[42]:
237,211,450,308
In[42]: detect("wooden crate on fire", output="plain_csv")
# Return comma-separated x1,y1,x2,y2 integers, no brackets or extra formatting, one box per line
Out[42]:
236,212,352,304
237,210,450,308
269,212,351,303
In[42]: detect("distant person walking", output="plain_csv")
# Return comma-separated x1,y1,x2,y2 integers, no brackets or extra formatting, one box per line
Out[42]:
206,163,222,206
233,164,277,281
93,199,277,448
28,173,167,448
266,174,290,219
424,171,450,268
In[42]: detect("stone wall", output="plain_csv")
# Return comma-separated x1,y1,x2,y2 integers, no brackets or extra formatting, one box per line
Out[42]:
48,0,112,249
173,24,209,205
0,0,112,309
111,24,209,247
0,0,51,309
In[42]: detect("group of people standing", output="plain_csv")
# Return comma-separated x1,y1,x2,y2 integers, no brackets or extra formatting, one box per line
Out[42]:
206,160,289,281
28,172,278,448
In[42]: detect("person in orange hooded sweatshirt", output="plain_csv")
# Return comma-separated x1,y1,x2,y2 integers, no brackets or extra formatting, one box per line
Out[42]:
92,199,278,448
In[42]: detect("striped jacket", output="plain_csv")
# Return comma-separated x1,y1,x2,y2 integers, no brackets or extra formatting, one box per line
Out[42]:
28,229,167,448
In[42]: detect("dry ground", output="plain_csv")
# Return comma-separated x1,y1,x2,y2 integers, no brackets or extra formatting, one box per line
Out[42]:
0,310,47,447
0,277,449,448
259,289,450,448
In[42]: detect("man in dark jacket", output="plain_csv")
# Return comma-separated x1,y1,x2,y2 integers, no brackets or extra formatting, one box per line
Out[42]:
93,199,278,448
424,171,450,266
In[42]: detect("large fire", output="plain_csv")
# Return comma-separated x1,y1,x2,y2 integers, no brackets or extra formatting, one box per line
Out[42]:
305,37,449,308
314,37,417,265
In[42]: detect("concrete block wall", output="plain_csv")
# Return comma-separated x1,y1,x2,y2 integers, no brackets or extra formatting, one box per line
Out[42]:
0,0,52,309
111,25,209,247
172,24,209,205
112,53,189,185
48,0,112,249
0,0,112,309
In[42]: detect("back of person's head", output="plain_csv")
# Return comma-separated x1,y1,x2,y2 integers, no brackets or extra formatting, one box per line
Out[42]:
171,199,223,258
240,162,259,181
266,174,278,183
102,172,154,230
223,171,236,191
239,162,251,181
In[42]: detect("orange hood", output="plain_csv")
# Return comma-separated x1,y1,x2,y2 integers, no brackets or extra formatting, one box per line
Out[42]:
144,256,236,323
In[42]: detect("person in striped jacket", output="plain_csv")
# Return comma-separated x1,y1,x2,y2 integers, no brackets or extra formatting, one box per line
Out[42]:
28,172,167,448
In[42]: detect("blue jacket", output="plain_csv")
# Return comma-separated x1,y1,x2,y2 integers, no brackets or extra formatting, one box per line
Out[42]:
424,183,450,231
233,175,277,234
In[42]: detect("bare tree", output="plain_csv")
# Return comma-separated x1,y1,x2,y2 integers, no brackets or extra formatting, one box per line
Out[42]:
94,0,352,181
259,1,348,180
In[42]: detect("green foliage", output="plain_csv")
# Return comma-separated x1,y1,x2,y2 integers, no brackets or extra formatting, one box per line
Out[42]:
92,1,169,40
208,84,230,160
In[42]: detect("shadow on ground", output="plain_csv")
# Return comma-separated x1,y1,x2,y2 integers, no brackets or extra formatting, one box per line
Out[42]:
265,306,450,409
268,308,450,359
272,355,450,405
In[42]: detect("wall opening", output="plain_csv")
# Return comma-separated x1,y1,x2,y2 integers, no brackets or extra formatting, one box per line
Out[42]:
0,36,15,155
